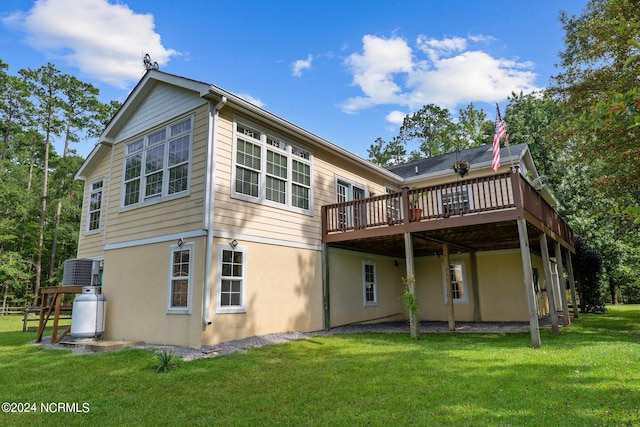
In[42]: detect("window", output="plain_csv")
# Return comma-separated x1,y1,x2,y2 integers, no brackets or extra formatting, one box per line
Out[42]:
232,121,312,213
336,179,367,229
385,186,401,222
122,116,193,208
362,261,377,306
440,186,474,216
217,243,247,313
442,262,468,304
87,179,103,232
168,243,194,313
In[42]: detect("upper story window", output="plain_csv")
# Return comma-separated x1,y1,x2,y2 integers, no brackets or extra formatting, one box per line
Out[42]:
122,116,193,208
232,121,312,214
87,179,104,232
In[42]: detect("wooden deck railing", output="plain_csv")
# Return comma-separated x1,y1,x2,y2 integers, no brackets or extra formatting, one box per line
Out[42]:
321,171,574,247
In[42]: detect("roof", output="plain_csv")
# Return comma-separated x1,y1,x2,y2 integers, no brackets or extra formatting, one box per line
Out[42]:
386,143,529,179
76,70,400,183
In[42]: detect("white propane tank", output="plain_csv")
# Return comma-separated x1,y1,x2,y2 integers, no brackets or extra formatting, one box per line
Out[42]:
70,286,106,339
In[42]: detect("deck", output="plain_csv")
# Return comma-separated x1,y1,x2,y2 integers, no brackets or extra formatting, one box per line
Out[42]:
321,170,574,257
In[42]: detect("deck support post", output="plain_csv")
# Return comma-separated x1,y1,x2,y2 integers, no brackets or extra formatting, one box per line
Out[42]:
443,243,455,331
540,233,560,335
554,241,570,325
403,232,418,339
322,243,331,331
517,218,541,348
565,248,579,319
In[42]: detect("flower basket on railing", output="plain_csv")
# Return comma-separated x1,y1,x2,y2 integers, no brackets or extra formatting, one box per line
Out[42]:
451,160,470,177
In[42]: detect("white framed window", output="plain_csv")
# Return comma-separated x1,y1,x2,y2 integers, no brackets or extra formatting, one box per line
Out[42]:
442,261,468,304
87,178,104,232
336,177,367,228
438,186,474,216
167,242,194,314
232,121,313,214
362,261,377,306
216,243,247,314
121,115,193,208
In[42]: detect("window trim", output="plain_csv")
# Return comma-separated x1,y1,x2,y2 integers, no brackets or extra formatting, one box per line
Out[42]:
441,261,469,304
120,115,193,210
86,178,104,234
362,260,378,306
167,242,194,314
231,119,313,215
216,243,247,314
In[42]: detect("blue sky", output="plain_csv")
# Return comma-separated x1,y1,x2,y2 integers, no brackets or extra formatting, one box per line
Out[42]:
1,0,587,159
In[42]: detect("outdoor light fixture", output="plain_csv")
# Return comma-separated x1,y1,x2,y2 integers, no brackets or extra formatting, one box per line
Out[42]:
177,237,185,248
229,239,238,249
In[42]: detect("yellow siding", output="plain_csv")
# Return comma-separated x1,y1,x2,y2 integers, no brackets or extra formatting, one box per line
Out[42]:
103,104,208,245
77,148,111,259
213,108,395,246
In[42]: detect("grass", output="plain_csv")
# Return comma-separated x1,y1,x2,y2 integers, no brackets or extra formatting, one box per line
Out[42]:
1,307,639,426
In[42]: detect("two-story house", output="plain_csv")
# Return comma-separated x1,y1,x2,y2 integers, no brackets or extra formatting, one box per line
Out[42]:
74,70,576,348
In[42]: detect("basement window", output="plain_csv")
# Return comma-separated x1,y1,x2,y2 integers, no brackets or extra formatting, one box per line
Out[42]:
442,261,468,304
167,242,194,314
216,243,247,314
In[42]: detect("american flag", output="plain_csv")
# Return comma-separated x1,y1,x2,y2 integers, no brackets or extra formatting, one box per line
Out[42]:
492,104,506,171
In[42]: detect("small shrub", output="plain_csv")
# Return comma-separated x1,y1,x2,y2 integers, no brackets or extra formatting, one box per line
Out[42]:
154,348,178,373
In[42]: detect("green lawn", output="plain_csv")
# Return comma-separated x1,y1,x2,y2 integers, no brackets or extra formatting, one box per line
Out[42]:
1,307,639,426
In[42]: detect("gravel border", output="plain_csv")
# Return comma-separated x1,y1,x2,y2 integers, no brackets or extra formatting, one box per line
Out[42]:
32,318,557,362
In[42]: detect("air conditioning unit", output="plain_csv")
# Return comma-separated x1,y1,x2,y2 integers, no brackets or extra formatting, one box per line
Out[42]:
63,258,99,287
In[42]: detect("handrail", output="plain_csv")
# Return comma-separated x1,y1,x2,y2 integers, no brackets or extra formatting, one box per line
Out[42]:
322,171,574,247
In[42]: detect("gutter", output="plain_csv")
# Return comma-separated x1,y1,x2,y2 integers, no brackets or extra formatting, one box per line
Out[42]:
203,94,227,326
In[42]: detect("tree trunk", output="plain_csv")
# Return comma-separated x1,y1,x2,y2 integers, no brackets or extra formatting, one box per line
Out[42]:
609,277,618,305
49,200,62,279
32,135,49,307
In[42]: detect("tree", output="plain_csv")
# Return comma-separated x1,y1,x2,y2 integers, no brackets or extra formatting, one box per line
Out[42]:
396,104,459,158
49,75,103,280
551,0,640,200
457,102,493,148
574,237,607,313
0,64,33,161
505,91,564,186
19,64,65,305
367,137,406,167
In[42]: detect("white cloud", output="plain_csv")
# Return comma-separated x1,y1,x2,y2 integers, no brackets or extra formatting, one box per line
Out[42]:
341,35,413,113
237,93,265,108
292,54,313,77
2,0,178,88
341,34,540,114
386,110,406,126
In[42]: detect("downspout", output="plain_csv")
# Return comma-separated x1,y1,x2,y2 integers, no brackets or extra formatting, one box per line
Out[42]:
203,95,227,326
